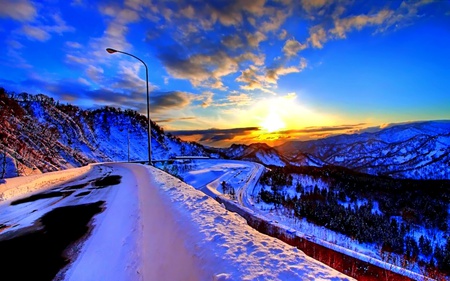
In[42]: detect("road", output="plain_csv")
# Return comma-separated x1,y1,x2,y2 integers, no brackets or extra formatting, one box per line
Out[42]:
0,163,133,280
179,159,265,209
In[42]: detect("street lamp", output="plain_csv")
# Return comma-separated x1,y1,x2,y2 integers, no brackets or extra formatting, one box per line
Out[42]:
106,48,152,165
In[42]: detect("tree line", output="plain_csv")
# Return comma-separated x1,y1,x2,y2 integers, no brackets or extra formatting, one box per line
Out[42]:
258,165,450,276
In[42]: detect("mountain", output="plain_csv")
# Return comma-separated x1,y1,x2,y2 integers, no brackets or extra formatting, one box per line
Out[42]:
276,121,450,179
219,143,289,166
0,89,210,178
2,88,449,181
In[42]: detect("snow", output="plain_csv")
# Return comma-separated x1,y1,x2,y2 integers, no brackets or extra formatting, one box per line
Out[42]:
173,160,435,280
0,163,353,281
0,164,92,201
255,151,285,166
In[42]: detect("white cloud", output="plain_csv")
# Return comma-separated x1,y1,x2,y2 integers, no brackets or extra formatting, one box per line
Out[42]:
260,9,290,33
301,0,333,13
0,0,36,22
308,25,327,48
66,41,83,49
282,39,307,57
331,9,393,38
21,25,50,41
227,93,252,106
265,58,307,85
17,13,74,41
246,31,267,48
86,65,104,82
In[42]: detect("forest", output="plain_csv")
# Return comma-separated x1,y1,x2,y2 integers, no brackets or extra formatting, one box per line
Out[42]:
258,165,450,276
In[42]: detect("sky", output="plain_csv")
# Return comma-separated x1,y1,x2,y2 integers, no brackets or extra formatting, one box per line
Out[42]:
0,0,449,147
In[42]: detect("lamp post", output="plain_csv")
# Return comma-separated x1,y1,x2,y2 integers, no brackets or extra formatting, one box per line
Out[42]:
106,48,152,165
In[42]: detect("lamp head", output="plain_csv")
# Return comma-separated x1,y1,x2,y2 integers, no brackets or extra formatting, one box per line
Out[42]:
106,48,117,54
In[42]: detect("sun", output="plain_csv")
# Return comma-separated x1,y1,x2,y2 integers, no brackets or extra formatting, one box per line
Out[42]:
260,111,286,132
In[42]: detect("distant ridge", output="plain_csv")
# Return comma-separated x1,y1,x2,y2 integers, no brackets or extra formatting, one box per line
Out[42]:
275,120,450,179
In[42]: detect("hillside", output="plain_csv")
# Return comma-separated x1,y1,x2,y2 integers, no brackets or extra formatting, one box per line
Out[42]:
276,121,450,179
218,142,324,168
0,89,210,178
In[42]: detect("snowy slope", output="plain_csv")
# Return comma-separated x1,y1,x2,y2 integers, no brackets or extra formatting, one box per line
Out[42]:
221,143,289,167
0,93,210,178
0,163,354,281
276,120,450,179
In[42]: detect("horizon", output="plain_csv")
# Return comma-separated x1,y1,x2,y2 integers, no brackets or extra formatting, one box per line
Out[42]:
1,0,449,147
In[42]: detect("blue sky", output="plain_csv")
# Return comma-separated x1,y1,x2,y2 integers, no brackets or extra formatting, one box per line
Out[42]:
1,0,449,147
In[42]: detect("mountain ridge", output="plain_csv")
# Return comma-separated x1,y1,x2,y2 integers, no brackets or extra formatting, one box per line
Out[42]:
275,120,450,179
1,88,448,180
0,89,211,178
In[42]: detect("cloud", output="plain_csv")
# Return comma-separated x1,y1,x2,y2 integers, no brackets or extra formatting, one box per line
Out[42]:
0,0,36,22
303,0,436,51
78,77,90,86
330,9,393,39
170,127,259,143
199,91,214,108
151,91,192,112
246,31,267,48
280,124,365,134
159,49,253,89
206,0,266,27
66,41,83,49
86,65,104,82
236,66,270,93
266,65,299,84
17,13,74,41
109,62,155,93
260,9,291,33
227,93,252,106
265,58,306,84
278,29,287,40
6,39,23,49
282,38,307,57
154,117,197,123
300,0,333,13
65,54,90,65
308,25,327,48
222,34,244,49
21,25,50,41
142,0,293,90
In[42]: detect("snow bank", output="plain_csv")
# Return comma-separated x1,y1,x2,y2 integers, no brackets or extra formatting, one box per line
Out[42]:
0,164,92,201
145,166,354,280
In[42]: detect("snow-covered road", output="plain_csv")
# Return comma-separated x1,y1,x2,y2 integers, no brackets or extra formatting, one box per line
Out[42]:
181,159,265,208
0,163,354,280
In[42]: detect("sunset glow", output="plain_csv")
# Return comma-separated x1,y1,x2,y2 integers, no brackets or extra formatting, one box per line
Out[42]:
0,0,449,147
261,112,286,133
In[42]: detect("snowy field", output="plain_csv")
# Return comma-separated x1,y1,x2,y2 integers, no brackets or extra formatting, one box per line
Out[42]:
0,163,354,280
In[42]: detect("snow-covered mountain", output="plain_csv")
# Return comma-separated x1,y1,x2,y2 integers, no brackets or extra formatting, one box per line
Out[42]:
2,89,449,181
276,121,450,179
220,142,327,168
0,90,211,178
219,143,290,167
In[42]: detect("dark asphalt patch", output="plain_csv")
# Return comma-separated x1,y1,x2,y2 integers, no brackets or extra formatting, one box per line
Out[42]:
92,175,122,189
10,191,74,206
0,201,105,281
